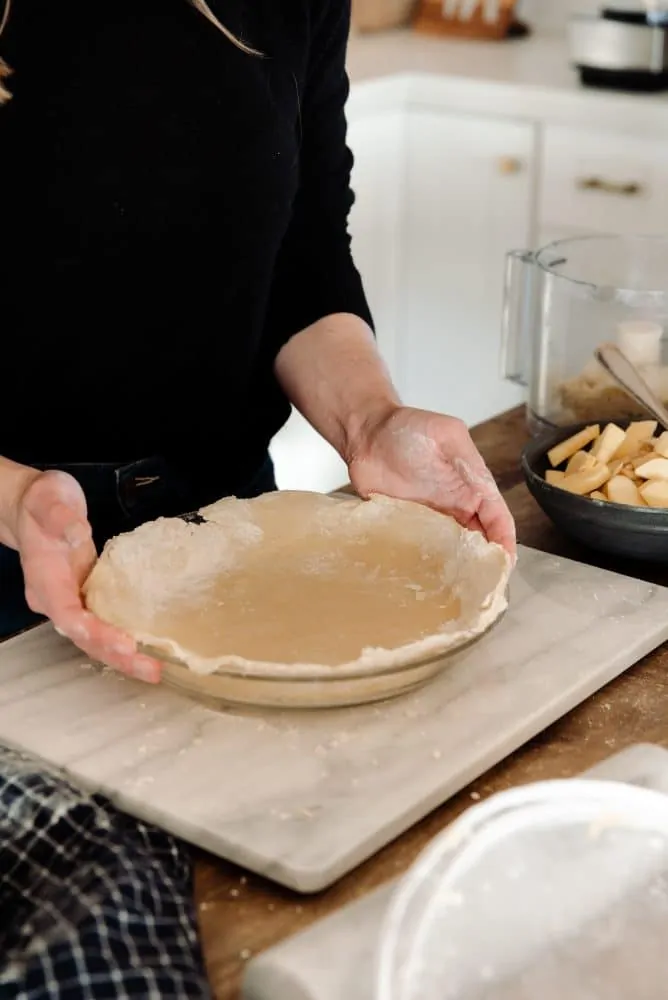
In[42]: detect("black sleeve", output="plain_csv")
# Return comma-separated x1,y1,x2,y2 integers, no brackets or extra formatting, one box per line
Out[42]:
263,0,374,356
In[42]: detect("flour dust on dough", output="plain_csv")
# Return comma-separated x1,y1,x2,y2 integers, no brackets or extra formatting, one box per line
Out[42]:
83,491,512,677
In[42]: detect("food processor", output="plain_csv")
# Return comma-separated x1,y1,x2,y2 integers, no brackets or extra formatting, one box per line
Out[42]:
501,233,668,434
568,3,668,91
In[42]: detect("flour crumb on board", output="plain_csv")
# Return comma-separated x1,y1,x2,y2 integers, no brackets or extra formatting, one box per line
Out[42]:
470,791,481,800
432,749,442,760
240,949,252,961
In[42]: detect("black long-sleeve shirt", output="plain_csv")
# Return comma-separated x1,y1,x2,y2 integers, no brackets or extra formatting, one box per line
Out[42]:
1,0,372,481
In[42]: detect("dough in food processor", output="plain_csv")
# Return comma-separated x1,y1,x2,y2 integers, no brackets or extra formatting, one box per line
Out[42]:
83,491,511,677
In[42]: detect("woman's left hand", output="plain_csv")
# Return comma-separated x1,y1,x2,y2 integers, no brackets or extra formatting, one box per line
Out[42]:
348,405,516,561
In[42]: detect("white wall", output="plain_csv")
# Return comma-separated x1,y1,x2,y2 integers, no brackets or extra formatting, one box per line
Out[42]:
518,0,598,32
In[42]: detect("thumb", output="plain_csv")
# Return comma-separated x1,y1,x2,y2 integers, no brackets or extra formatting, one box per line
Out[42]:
33,500,93,549
22,471,92,548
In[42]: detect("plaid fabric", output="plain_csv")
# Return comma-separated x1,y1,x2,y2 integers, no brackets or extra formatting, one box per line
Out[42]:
0,747,211,1000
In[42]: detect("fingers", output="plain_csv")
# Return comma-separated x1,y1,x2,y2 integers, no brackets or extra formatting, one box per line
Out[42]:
44,500,93,548
22,477,96,579
477,494,517,562
53,602,162,683
23,553,162,684
24,469,89,524
444,489,516,560
55,609,163,684
19,470,162,682
46,585,162,683
465,513,485,537
449,451,516,560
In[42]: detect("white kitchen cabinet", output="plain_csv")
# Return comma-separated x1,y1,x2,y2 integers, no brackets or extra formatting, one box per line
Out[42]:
272,105,536,491
347,111,405,383
271,111,404,493
539,124,668,238
398,109,535,426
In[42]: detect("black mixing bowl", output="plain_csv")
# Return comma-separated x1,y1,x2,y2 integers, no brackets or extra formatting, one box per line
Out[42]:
521,421,668,562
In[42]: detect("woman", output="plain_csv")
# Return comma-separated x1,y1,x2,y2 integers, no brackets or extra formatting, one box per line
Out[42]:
0,0,515,994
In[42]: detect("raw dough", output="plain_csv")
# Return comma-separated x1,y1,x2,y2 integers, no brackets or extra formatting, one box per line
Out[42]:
83,491,511,677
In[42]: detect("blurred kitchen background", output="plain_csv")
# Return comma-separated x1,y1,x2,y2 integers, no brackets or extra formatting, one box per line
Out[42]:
269,0,668,491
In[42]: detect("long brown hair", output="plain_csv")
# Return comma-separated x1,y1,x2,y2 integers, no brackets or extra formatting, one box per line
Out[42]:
0,0,260,104
0,0,11,102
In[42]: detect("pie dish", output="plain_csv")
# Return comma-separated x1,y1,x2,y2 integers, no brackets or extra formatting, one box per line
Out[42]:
84,491,511,709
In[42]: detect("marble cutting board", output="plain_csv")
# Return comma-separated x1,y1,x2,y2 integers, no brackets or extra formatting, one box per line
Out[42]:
0,546,667,893
241,744,668,1000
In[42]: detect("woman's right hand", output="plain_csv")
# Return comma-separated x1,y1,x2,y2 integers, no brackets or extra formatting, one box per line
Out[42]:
10,469,162,683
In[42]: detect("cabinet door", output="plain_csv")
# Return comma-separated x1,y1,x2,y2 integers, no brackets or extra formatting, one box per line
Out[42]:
540,124,668,237
347,111,404,382
270,112,404,493
401,110,535,426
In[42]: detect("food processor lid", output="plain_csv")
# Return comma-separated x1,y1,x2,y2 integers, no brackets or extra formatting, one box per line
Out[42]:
533,234,668,299
601,1,668,25
376,779,668,1000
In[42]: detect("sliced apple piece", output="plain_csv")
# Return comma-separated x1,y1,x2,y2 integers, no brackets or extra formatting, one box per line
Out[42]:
545,469,566,486
613,420,658,459
606,459,624,479
590,423,626,464
590,490,608,502
547,425,600,468
566,450,597,474
605,475,645,506
639,479,668,509
634,456,668,481
631,451,660,470
558,462,610,496
653,430,668,458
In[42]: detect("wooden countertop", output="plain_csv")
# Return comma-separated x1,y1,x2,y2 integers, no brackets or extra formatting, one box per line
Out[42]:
195,406,668,998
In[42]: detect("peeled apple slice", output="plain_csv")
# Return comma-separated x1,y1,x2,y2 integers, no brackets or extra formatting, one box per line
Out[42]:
590,423,625,465
566,450,598,475
634,457,668,481
546,470,566,486
548,426,600,468
605,476,645,507
640,479,668,509
613,421,657,459
558,462,610,497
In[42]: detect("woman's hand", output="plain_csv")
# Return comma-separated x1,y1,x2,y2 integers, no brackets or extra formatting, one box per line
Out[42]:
10,470,161,683
348,406,516,561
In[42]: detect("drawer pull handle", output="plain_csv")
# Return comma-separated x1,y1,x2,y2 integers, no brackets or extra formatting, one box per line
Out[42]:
576,176,644,196
498,156,523,175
